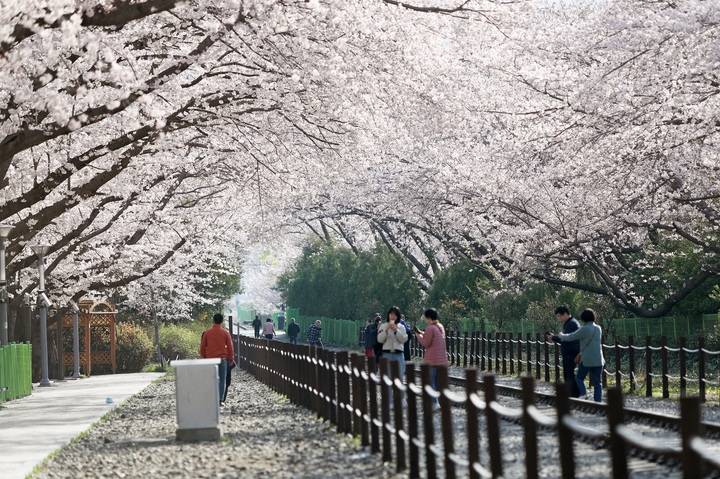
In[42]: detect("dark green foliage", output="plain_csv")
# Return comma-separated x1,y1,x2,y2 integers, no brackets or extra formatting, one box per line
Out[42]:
277,241,422,321
116,323,154,373
159,324,201,361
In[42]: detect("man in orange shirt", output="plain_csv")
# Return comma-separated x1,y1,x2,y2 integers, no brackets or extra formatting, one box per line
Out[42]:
200,313,235,406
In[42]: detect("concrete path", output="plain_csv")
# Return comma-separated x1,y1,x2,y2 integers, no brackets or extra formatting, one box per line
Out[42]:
0,372,164,479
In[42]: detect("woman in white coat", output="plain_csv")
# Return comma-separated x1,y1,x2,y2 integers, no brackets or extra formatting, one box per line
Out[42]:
377,305,408,383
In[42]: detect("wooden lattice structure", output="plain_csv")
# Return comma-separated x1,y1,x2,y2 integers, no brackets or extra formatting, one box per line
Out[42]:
59,300,117,376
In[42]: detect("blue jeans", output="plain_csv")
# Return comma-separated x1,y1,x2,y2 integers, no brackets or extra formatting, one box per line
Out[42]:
576,364,602,402
217,359,228,405
384,352,406,400
289,336,298,344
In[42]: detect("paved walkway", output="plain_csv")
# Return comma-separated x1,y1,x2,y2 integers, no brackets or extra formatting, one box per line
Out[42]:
0,372,164,479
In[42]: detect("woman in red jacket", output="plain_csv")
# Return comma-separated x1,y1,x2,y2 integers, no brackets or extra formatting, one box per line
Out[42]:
414,308,448,407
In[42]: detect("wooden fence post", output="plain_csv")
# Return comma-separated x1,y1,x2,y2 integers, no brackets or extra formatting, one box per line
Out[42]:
535,333,541,381
407,363,421,479
464,332,469,368
466,368,481,479
554,342,560,382
438,367,455,478
368,356,380,454
470,331,477,367
350,353,364,438
646,336,653,397
449,332,456,366
628,336,635,392
662,336,669,399
421,364,437,479
679,337,687,398
615,336,622,389
336,351,351,433
680,397,703,479
481,332,486,371
483,375,503,478
390,359,406,472
509,333,515,376
501,333,507,375
380,357,392,462
555,383,576,479
698,337,706,403
327,349,337,424
606,387,628,479
543,334,550,383
521,376,539,479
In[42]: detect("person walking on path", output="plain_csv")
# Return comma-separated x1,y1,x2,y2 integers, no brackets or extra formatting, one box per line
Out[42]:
364,318,377,356
546,306,581,397
263,318,276,340
559,308,604,402
377,306,408,384
371,314,383,359
252,315,262,339
414,308,448,407
307,320,323,348
399,314,413,361
287,317,300,344
200,313,235,406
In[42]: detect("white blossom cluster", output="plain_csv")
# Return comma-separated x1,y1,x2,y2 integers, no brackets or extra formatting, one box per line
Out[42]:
0,0,717,320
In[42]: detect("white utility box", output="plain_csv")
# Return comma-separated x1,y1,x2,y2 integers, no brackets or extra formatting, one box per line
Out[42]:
174,358,221,441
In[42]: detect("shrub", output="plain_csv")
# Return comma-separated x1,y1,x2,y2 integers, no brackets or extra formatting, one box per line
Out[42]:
116,323,154,373
160,324,201,361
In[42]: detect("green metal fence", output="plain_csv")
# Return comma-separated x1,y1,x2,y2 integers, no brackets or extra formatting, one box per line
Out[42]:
297,316,362,347
450,314,720,344
0,343,33,404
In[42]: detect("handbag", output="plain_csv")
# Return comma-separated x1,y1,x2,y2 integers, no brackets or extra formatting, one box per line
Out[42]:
574,329,596,365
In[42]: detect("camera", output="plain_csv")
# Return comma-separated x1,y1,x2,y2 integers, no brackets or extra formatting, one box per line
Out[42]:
69,301,80,313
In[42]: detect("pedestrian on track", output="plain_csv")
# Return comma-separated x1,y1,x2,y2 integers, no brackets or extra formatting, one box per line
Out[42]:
200,313,235,407
263,318,276,340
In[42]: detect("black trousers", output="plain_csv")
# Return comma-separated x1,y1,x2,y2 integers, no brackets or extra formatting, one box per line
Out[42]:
562,354,581,397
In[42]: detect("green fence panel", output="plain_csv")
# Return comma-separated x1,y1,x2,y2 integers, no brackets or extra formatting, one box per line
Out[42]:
0,343,32,404
0,346,6,402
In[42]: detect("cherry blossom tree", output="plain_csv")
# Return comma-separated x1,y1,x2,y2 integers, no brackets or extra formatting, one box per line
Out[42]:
289,0,720,318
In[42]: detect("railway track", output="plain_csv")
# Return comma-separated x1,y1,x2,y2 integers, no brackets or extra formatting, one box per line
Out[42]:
425,373,720,478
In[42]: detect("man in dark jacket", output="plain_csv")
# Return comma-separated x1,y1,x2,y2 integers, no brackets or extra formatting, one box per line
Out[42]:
287,318,300,344
546,306,581,397
252,315,262,339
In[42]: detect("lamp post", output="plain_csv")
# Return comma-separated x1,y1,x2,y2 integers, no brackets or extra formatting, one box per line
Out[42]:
69,302,81,379
31,244,52,387
0,224,14,346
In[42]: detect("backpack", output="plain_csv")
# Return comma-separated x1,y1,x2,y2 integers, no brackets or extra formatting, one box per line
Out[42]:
403,321,413,341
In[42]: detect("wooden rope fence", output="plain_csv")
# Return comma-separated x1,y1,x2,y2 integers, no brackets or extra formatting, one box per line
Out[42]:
237,337,720,479
406,332,720,402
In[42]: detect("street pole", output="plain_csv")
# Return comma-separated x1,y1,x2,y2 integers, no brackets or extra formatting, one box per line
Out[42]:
31,244,52,387
24,293,32,343
151,288,162,365
38,300,51,386
71,304,80,379
0,225,14,345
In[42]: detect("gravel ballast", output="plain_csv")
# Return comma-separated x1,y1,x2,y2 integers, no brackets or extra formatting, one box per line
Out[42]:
33,369,399,479
31,364,720,479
